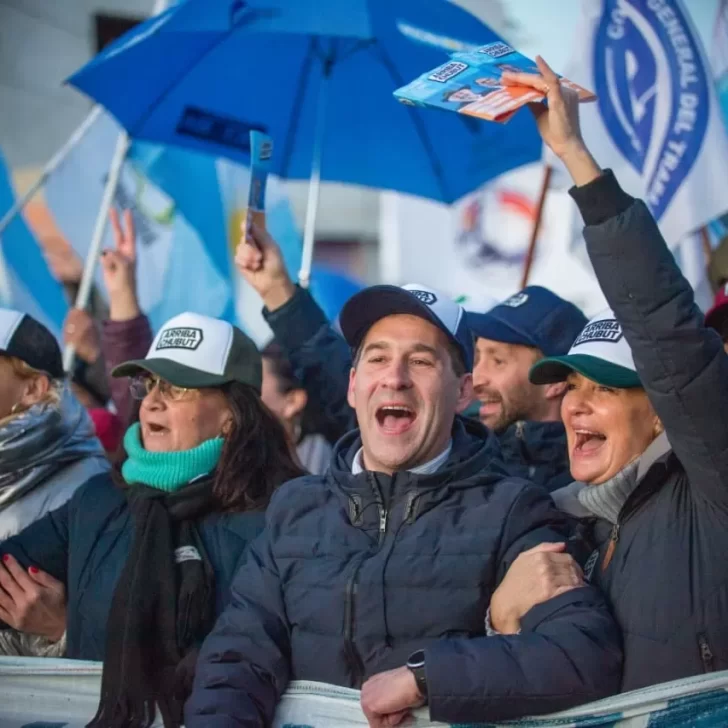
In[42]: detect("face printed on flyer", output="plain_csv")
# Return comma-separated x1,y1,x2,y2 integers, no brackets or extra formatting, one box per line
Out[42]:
395,41,595,123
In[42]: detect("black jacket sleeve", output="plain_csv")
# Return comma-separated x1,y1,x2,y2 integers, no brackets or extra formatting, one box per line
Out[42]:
263,286,356,443
184,529,290,728
571,170,728,508
1,497,71,585
423,484,623,723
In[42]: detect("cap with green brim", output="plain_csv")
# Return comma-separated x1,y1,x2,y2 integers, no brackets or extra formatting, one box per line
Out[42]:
529,308,642,389
111,312,262,392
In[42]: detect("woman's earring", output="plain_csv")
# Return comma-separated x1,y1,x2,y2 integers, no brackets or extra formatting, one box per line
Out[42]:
9,403,21,416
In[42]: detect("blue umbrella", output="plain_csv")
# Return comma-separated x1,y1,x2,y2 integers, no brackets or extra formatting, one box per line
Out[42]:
68,0,541,283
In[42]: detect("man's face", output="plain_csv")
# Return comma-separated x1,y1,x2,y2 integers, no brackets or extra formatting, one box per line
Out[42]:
347,314,472,475
472,337,545,432
448,88,482,103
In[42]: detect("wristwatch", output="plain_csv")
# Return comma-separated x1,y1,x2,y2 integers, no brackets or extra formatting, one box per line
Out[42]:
406,649,428,702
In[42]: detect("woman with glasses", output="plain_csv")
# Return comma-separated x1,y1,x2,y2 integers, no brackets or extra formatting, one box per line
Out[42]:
0,311,304,728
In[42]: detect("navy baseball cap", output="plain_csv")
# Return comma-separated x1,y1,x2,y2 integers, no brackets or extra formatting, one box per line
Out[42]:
340,283,474,371
466,286,587,357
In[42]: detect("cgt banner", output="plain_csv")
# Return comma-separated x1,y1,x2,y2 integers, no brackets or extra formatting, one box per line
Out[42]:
550,0,728,250
2,658,728,727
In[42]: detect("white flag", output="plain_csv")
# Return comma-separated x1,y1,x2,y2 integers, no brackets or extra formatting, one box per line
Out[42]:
553,0,728,250
378,163,607,316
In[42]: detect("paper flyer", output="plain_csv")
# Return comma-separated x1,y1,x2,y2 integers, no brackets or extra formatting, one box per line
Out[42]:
394,41,595,123
244,130,273,234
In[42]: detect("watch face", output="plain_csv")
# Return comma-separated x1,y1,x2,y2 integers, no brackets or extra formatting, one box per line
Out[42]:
407,650,426,668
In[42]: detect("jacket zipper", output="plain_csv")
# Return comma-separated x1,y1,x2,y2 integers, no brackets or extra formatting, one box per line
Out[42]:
699,634,715,673
343,474,389,684
602,523,620,571
601,463,665,572
343,558,366,686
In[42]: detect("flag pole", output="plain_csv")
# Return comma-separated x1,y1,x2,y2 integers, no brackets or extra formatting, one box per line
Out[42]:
62,132,130,373
298,61,331,290
0,107,103,308
0,106,103,237
63,0,168,372
700,225,713,266
520,165,552,288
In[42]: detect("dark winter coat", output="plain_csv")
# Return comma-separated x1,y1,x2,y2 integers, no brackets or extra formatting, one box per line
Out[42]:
186,418,622,726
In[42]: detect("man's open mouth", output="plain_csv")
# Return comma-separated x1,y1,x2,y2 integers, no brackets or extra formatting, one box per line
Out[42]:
375,405,417,434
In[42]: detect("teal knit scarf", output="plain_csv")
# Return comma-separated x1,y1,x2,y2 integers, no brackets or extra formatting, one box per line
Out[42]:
121,423,224,492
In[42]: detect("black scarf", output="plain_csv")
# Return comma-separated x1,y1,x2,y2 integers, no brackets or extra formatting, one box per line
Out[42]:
88,479,216,728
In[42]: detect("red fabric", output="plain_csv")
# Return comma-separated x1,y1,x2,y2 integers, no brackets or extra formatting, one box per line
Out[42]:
89,408,124,454
705,284,728,332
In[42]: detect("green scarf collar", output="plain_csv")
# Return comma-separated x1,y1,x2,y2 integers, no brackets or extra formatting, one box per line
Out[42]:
121,423,224,492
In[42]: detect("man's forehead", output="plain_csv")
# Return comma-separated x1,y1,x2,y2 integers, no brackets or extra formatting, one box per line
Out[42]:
475,337,515,353
362,314,448,350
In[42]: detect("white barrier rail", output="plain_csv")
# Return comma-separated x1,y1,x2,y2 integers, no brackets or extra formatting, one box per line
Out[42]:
1,658,728,727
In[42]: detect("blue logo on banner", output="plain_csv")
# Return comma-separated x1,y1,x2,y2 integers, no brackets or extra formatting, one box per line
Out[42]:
593,0,710,221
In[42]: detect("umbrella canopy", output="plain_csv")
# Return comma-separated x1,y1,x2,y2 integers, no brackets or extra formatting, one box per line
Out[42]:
68,0,541,204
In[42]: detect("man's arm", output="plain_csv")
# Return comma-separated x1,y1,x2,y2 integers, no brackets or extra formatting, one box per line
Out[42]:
238,224,356,443
263,286,356,442
424,485,622,724
185,530,290,728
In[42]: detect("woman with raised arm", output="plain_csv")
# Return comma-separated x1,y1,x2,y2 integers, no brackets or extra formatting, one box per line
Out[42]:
486,57,728,691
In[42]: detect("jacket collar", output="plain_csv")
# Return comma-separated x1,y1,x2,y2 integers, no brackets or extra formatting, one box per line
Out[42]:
328,416,507,498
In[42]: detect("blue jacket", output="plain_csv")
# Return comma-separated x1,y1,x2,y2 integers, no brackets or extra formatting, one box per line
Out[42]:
0,473,266,661
186,418,622,726
498,420,572,492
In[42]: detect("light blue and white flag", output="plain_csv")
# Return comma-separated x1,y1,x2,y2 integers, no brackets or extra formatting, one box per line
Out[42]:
0,150,67,336
44,113,233,332
44,111,305,342
555,0,728,250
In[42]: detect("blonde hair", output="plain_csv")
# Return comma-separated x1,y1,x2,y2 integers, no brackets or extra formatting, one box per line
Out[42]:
0,356,61,427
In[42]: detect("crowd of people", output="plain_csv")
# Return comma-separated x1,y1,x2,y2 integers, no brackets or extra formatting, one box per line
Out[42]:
0,57,727,728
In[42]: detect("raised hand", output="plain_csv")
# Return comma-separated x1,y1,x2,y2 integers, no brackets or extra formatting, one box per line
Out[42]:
63,308,101,364
235,221,295,311
501,56,602,186
103,208,141,321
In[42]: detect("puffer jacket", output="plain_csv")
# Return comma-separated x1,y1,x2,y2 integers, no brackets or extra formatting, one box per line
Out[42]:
0,472,266,661
0,384,109,541
498,420,572,492
186,417,622,727
567,170,728,690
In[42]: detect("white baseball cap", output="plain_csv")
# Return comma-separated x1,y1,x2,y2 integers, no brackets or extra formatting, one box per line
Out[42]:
0,308,63,379
529,308,641,389
339,283,474,370
112,312,262,391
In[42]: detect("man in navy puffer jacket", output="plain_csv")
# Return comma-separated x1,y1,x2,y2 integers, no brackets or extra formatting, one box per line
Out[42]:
186,283,622,727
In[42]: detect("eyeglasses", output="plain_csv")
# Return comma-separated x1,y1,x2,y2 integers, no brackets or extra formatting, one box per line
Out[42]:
129,375,195,402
